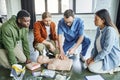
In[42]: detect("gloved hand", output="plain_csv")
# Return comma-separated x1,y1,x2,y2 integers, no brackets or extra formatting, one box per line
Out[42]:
10,64,26,80
11,64,25,75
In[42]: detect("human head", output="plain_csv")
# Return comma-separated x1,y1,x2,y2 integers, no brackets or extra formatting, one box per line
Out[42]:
94,9,112,28
16,10,31,28
42,12,52,26
64,9,74,26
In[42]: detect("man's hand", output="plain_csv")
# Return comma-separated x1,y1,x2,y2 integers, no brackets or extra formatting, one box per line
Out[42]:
58,50,67,60
26,59,31,64
68,47,76,55
59,53,66,60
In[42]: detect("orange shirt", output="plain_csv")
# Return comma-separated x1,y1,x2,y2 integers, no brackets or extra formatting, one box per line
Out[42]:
33,21,58,46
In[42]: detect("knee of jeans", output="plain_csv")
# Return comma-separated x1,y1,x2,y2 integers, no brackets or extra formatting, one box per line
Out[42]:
86,38,91,45
34,43,45,51
83,37,91,45
36,46,45,52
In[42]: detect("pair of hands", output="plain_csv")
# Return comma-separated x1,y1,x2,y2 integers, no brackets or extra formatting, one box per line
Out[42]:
59,53,94,66
58,47,76,60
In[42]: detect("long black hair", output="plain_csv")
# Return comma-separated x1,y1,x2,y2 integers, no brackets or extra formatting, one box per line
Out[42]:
95,9,119,34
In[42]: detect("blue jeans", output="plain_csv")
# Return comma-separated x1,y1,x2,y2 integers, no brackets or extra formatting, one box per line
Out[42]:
81,36,91,56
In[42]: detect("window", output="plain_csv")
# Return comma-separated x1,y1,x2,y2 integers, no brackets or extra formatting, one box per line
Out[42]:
47,0,58,13
75,0,93,13
0,0,7,15
35,0,45,14
35,0,94,14
61,0,70,13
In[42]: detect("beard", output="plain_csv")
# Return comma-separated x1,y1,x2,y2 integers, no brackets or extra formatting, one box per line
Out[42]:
16,20,29,28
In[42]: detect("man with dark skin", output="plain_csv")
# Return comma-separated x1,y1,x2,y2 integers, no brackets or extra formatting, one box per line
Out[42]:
0,10,31,69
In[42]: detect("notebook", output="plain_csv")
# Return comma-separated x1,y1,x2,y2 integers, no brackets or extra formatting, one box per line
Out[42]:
84,75,104,80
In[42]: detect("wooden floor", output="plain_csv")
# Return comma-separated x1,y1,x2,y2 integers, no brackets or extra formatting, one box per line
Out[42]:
0,65,120,80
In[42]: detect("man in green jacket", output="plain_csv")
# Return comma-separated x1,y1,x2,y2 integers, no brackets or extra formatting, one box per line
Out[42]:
0,10,31,68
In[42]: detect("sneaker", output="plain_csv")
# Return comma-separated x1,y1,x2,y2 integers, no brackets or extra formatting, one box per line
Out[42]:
114,67,120,72
108,70,114,74
82,61,87,69
80,54,85,63
46,52,55,58
108,67,120,74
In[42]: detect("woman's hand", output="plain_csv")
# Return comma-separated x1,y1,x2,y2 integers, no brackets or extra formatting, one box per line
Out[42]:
86,57,94,65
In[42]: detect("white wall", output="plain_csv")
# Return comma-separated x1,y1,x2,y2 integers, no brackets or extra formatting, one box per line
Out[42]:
36,0,119,30
5,0,21,19
5,0,119,30
110,0,119,23
0,0,7,15
36,14,95,30
94,0,119,24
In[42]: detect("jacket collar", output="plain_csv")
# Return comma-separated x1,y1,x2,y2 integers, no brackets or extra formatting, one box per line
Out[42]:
98,26,108,34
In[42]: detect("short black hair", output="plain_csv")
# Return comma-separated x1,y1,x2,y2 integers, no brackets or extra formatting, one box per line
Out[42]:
64,9,74,18
16,10,30,20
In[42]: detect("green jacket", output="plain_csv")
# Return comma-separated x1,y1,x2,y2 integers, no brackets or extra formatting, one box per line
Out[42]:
0,15,30,65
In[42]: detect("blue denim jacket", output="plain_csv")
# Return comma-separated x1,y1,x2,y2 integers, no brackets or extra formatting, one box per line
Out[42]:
92,26,120,70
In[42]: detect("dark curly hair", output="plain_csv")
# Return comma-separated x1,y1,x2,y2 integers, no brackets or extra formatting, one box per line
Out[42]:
16,10,30,20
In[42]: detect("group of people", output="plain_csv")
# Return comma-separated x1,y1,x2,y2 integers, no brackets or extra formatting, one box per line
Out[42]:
0,9,120,75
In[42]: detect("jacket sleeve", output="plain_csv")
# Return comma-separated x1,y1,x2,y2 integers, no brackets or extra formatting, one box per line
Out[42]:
57,20,63,35
91,28,99,58
21,28,30,60
33,22,45,43
2,27,17,65
50,22,58,40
